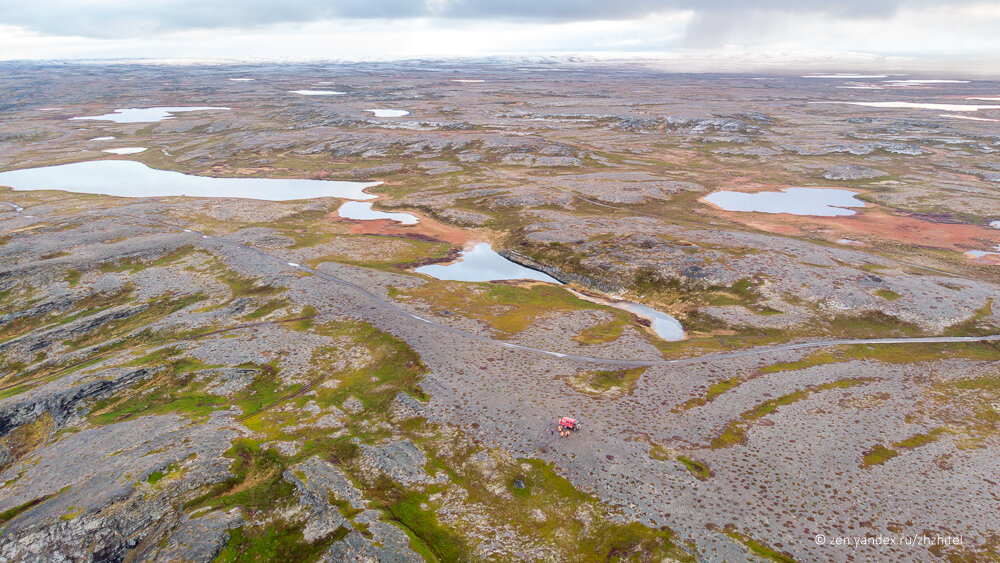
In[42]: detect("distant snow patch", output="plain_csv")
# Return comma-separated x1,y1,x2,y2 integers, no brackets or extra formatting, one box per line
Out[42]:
364,109,410,117
290,90,344,96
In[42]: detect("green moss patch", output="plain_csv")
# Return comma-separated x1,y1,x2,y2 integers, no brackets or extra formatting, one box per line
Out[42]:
893,429,945,450
674,375,744,412
65,292,206,351
100,245,199,274
712,378,872,448
677,456,712,480
570,367,647,396
63,269,82,287
862,444,899,467
392,281,629,336
762,342,1000,374
725,529,797,563
0,485,70,526
875,289,902,301
242,298,292,320
573,317,628,345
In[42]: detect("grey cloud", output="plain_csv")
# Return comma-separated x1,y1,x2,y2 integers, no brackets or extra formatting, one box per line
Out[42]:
0,0,975,38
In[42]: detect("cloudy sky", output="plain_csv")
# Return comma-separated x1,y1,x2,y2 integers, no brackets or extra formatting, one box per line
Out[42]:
2,0,999,70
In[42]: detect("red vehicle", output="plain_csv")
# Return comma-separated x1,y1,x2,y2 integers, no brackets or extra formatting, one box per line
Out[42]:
558,417,579,437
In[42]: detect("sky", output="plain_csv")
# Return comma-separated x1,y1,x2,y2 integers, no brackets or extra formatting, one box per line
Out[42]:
2,0,999,71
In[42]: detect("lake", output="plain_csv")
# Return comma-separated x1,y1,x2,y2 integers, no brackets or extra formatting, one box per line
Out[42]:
705,187,864,216
0,160,380,202
71,107,230,123
817,101,1000,112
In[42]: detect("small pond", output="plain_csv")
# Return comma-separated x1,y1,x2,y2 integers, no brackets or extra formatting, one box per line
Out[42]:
338,201,418,224
415,243,559,283
705,187,864,216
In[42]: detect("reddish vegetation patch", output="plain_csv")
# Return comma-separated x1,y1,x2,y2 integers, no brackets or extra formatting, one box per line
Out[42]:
709,207,1000,253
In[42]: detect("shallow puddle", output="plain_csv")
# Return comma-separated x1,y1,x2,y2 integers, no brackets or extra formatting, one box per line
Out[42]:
966,245,1000,259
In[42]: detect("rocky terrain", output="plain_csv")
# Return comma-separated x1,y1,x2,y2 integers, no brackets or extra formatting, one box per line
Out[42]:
0,61,998,562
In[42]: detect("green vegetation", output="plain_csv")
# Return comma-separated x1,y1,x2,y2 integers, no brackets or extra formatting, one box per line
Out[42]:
243,298,291,320
216,269,280,299
215,525,346,562
186,439,297,513
677,456,712,480
64,292,206,350
951,374,1000,391
712,379,872,448
146,470,165,485
705,278,763,307
89,355,227,425
923,374,1000,448
286,306,317,331
392,281,630,336
674,375,744,411
862,444,899,467
648,443,671,461
0,413,54,471
0,284,136,346
63,269,81,287
100,245,198,273
378,486,472,561
761,342,1000,374
945,299,995,336
875,289,902,301
818,311,922,339
0,486,69,526
286,230,335,249
893,429,944,450
574,317,626,345
187,319,691,561
725,529,798,563
571,367,646,396
305,235,453,271
187,440,344,562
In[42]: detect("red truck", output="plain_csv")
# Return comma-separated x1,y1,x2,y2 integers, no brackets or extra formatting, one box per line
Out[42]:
558,417,579,437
